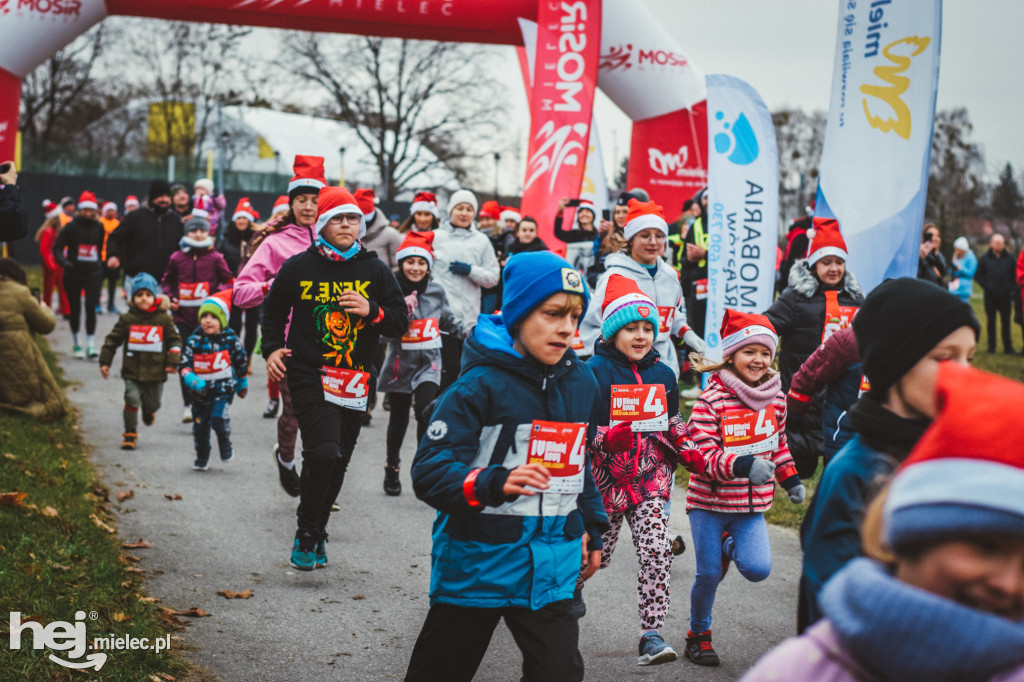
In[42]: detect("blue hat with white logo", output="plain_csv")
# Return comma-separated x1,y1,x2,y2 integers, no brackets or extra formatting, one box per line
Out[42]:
500,251,589,330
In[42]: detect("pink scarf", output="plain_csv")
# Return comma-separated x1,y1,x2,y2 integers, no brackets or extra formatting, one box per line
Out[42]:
717,370,781,411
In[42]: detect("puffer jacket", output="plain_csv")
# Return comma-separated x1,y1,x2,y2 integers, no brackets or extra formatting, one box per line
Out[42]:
378,280,463,394
0,279,66,420
951,249,978,302
580,252,689,375
361,210,404,271
233,220,315,310
99,295,182,382
411,314,609,610
160,242,235,328
586,340,697,513
431,221,501,332
179,326,248,402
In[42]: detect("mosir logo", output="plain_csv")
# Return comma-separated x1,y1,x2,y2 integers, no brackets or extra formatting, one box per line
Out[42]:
860,36,931,140
648,145,690,176
13,0,82,16
599,44,689,72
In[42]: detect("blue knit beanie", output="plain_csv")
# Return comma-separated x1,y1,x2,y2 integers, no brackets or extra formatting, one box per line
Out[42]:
600,274,660,340
130,272,160,300
501,251,589,330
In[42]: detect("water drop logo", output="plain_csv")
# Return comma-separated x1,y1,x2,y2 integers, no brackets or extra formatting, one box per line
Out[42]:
713,111,759,165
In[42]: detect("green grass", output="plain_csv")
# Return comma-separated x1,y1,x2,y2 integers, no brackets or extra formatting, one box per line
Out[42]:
1,269,188,681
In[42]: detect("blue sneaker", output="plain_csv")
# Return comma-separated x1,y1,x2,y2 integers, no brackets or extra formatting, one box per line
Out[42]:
638,631,677,666
314,535,328,568
290,536,316,571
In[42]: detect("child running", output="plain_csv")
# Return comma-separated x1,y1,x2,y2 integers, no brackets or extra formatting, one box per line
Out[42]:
178,290,248,470
378,231,463,497
684,310,805,666
583,274,704,666
262,186,407,570
98,272,181,451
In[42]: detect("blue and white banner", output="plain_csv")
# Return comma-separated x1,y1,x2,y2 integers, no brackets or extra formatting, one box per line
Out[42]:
704,74,779,361
815,0,942,292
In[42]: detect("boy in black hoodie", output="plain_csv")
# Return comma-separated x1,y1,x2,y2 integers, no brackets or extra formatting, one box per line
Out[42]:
263,186,407,571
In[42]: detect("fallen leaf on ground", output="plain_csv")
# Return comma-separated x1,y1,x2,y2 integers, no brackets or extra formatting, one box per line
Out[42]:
157,608,183,626
90,485,110,502
121,580,133,588
150,674,177,681
3,453,15,460
122,555,141,563
0,492,27,507
163,494,182,501
122,539,153,549
173,607,210,618
351,595,365,600
40,506,59,518
139,597,159,603
217,590,253,599
118,490,134,503
112,611,131,622
50,563,71,571
125,567,144,574
90,514,116,533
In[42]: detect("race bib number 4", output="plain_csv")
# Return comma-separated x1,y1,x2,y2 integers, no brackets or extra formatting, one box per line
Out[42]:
179,282,210,307
721,406,779,457
401,318,442,350
527,420,587,494
571,328,585,352
127,325,163,352
193,350,232,380
695,278,708,301
657,306,675,337
609,384,668,432
77,244,99,262
321,366,370,410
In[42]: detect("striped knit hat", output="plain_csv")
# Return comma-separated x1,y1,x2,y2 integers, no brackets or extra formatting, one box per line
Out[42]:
720,309,778,361
198,289,232,330
601,274,659,340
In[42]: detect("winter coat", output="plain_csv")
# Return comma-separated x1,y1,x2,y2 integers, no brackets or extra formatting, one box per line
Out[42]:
0,183,28,242
686,372,798,514
53,215,106,277
431,222,501,332
0,279,66,420
107,207,184,278
950,249,978,302
361,210,404,271
196,194,226,234
98,295,182,383
411,314,610,610
38,225,62,273
586,340,695,513
977,248,1018,299
917,249,947,285
233,221,315,310
217,222,254,274
378,280,463,394
179,326,248,402
580,252,689,375
100,217,119,261
160,245,235,329
763,259,865,391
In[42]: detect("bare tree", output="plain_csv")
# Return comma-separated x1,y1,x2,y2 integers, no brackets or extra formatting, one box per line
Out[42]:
773,109,826,228
926,108,986,249
286,34,505,197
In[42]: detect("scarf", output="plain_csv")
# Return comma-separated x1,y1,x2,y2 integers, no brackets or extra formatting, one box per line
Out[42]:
717,369,781,411
847,396,930,462
179,235,214,252
396,270,429,297
316,237,360,262
822,558,1024,682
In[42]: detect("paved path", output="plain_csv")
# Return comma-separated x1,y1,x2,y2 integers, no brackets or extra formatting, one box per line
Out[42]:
55,310,801,681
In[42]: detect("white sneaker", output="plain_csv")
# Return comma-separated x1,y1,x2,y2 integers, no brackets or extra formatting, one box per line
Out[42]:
86,345,98,358
681,385,702,399
182,406,193,423
72,345,85,359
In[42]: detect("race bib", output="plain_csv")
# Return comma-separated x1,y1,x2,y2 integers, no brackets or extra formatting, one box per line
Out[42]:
721,405,779,457
320,366,370,410
657,306,675,337
822,290,858,343
694,278,708,301
179,281,210,308
571,328,585,352
527,420,587,494
127,325,163,353
401,318,442,350
77,244,99,262
193,350,232,380
609,384,668,432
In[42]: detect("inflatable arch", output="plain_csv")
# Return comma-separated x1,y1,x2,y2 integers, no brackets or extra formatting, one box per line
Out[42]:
0,0,707,218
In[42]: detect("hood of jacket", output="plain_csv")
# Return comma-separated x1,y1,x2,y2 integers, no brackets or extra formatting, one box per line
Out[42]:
129,293,172,313
788,259,864,300
363,210,389,240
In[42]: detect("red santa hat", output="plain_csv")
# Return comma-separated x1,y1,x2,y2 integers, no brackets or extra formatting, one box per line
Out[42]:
720,309,778,360
271,195,289,217
396,231,435,268
315,186,366,240
500,206,522,224
600,273,659,340
232,197,255,223
354,188,378,217
410,191,439,218
288,155,327,197
42,200,61,219
191,198,210,220
101,201,117,215
805,217,848,266
623,199,668,241
479,200,501,221
124,195,140,211
77,191,99,210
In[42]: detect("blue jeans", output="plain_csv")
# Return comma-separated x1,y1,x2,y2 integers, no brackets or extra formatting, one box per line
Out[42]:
688,509,771,633
192,398,231,464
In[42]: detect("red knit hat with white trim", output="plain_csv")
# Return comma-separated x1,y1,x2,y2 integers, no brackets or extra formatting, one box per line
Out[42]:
805,217,848,266
500,206,521,224
600,274,660,340
354,188,377,217
624,199,668,241
315,186,366,240
288,155,327,198
232,197,255,223
42,200,61,219
77,191,98,210
191,198,210,220
884,362,1024,551
397,231,435,268
479,200,501,221
124,195,139,211
271,195,289,216
198,288,232,329
101,201,117,215
720,309,778,361
410,191,439,218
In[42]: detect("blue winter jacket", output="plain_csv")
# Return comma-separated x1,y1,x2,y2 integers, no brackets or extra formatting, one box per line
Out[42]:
411,314,610,610
179,327,248,402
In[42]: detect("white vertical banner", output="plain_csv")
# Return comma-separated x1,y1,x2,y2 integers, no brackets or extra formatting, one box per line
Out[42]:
564,115,608,272
815,0,942,292
704,74,779,362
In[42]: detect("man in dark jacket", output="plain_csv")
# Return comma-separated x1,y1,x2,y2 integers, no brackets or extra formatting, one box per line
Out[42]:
106,180,183,296
975,233,1017,353
0,161,28,243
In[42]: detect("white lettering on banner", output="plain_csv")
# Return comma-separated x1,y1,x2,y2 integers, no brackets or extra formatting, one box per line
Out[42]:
598,44,690,72
648,146,689,176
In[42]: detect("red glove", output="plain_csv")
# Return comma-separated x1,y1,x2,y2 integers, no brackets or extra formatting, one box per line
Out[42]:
604,422,635,453
679,448,706,476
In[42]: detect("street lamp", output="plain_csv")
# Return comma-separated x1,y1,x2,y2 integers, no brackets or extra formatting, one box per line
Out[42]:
493,152,501,201
273,150,281,176
339,146,346,188
218,130,230,195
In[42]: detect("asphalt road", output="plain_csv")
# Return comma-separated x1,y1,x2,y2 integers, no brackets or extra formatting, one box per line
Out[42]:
54,309,802,681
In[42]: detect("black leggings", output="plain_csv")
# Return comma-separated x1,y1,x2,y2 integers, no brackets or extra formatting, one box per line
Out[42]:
103,265,120,308
229,304,260,360
385,383,438,470
64,269,102,335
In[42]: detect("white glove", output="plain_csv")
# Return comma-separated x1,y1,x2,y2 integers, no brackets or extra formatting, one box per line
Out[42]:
682,329,707,355
748,458,776,485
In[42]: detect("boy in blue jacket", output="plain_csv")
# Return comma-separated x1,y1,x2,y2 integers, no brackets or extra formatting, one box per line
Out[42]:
406,252,610,682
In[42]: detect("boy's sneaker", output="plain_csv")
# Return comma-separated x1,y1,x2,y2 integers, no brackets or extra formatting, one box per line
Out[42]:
221,450,235,463
192,459,210,471
290,533,317,571
72,345,85,359
121,432,137,450
181,406,192,423
314,534,328,568
383,467,401,496
142,412,155,426
263,398,279,419
638,631,677,666
684,630,720,667
86,345,98,358
275,445,300,497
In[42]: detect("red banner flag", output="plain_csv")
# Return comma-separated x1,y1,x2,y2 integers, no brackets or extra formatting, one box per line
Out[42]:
627,103,708,222
519,0,601,256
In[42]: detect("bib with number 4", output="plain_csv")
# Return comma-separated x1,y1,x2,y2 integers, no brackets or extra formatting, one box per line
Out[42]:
721,405,779,457
77,244,99,262
657,306,675,337
527,420,587,494
193,350,232,380
128,325,164,352
401,318,442,350
179,282,210,307
321,366,370,410
609,384,668,432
